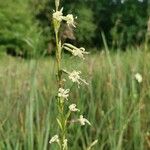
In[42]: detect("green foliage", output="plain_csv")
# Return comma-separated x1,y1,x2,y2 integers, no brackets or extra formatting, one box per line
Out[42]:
0,0,149,56
75,6,96,46
35,0,149,49
0,0,45,57
111,0,148,48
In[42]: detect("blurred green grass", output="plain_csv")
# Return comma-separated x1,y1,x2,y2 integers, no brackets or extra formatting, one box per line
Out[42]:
0,50,150,150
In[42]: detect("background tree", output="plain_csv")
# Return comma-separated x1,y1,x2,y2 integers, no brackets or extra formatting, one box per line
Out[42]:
0,0,45,57
0,0,149,57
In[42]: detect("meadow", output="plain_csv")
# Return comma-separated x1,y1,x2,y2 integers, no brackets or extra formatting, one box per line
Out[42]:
0,49,150,150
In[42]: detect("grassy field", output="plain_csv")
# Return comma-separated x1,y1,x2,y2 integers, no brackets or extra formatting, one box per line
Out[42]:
0,50,150,150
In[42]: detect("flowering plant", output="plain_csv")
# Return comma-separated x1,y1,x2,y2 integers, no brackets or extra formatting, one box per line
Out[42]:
49,0,97,149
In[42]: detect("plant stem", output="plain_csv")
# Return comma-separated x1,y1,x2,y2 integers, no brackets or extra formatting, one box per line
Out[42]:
53,1,68,149
55,30,61,87
54,17,67,150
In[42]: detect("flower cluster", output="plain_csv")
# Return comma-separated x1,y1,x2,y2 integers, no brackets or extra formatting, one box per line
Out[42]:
63,14,76,27
53,8,63,22
63,43,89,59
53,8,76,27
68,70,81,83
58,88,70,100
62,69,88,87
79,115,91,126
69,104,80,112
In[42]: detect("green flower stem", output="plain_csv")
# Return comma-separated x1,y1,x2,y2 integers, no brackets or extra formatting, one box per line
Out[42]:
54,30,61,86
53,2,68,149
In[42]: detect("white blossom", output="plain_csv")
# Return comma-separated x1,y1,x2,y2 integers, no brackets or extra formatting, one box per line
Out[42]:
49,135,59,144
72,47,88,59
58,88,70,100
53,8,63,22
63,70,88,87
69,104,80,112
53,9,76,28
135,73,142,83
62,139,68,149
79,115,91,126
68,70,81,84
63,14,76,27
63,43,89,59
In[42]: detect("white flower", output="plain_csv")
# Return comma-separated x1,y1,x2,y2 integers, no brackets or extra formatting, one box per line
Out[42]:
68,70,81,84
69,104,80,112
72,47,88,59
49,135,59,144
53,9,76,28
58,88,70,100
62,69,89,86
63,43,89,59
53,8,63,22
79,115,91,126
62,139,68,149
63,14,76,27
135,73,142,83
